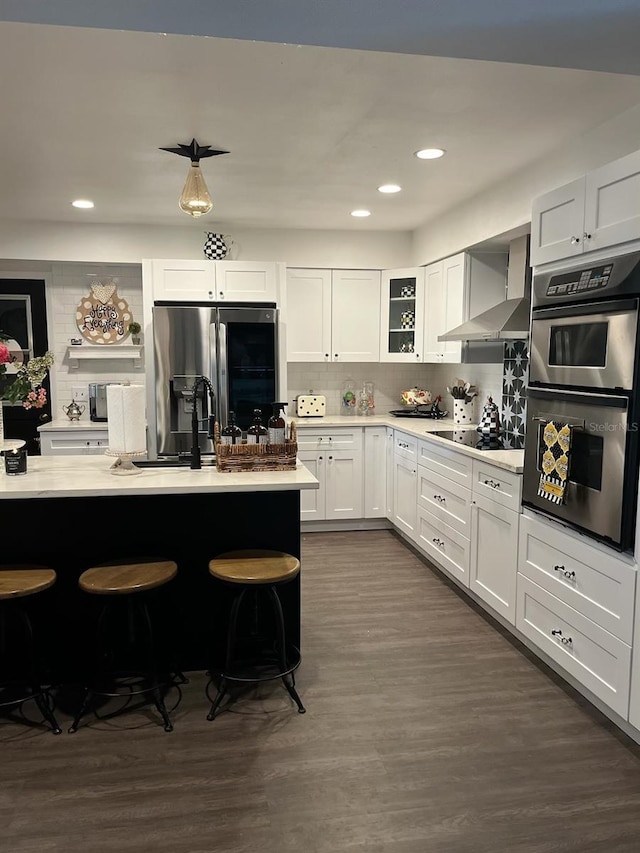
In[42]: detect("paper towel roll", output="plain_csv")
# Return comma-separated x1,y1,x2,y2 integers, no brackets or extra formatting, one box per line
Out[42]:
107,384,146,453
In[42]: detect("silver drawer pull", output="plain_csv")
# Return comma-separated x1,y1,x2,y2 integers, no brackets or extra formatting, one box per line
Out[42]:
551,629,573,646
483,478,501,489
553,565,576,581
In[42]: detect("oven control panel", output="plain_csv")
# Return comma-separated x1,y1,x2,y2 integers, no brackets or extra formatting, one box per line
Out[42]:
546,264,613,297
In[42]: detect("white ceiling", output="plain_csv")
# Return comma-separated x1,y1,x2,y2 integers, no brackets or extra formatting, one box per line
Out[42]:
1,9,640,232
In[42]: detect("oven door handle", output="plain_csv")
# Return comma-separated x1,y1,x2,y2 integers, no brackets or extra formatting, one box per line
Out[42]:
526,386,629,410
531,297,638,321
532,418,584,430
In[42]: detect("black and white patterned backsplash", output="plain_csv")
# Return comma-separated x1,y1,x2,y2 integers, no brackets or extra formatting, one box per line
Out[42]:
501,340,528,450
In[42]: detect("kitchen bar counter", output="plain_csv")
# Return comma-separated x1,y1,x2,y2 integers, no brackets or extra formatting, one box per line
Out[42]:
0,454,319,499
293,414,524,473
0,455,318,683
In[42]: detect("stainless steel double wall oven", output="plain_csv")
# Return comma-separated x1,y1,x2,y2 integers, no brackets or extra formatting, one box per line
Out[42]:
523,251,640,551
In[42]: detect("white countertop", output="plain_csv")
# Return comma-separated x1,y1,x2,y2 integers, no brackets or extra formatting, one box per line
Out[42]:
0,455,319,500
38,419,107,432
292,414,524,473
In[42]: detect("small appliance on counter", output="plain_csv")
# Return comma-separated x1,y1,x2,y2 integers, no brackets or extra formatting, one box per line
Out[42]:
294,392,326,417
89,382,119,422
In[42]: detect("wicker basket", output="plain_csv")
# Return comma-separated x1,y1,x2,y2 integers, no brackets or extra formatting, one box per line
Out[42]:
214,421,298,472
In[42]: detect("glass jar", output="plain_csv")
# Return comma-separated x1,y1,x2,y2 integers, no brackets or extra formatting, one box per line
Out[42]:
357,381,375,416
341,379,357,415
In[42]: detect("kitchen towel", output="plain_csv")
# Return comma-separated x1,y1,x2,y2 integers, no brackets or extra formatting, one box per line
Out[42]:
107,384,146,453
537,419,572,504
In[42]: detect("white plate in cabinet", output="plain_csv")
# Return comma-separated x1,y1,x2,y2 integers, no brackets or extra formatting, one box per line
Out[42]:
296,428,363,451
472,460,522,512
393,431,418,463
469,495,519,624
518,515,635,644
418,438,472,490
516,575,631,719
417,465,472,538
416,506,470,587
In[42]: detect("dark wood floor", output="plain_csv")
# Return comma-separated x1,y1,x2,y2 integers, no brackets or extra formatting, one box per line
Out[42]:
3,530,640,852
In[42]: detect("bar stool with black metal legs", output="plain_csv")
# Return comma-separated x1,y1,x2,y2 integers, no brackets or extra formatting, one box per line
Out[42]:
68,559,179,733
0,565,62,734
206,549,305,720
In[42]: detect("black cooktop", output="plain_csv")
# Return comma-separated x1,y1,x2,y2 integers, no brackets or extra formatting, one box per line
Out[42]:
431,429,508,450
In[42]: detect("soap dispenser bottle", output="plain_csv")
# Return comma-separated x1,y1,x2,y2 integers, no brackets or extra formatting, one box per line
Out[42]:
246,408,268,445
268,402,287,444
220,410,242,445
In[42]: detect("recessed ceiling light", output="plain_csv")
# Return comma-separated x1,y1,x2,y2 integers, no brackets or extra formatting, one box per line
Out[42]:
415,148,445,160
378,184,402,194
350,209,371,217
72,199,94,209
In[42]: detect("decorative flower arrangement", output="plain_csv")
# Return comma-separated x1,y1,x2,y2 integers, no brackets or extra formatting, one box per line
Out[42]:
0,334,54,409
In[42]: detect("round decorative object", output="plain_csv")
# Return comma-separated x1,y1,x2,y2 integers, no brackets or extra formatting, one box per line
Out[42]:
204,232,229,260
75,281,132,345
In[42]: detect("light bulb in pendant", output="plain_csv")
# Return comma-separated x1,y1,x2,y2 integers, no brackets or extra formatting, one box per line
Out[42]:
179,162,213,218
160,138,229,219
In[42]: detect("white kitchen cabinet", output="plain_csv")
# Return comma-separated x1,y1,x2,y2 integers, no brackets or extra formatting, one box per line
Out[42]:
467,459,521,624
386,427,395,520
297,427,363,521
416,505,470,586
518,513,635,644
364,427,387,518
39,427,110,455
392,451,418,541
286,268,381,362
298,448,363,521
469,493,519,624
517,574,632,719
379,267,425,363
146,259,281,302
530,149,640,266
422,253,465,363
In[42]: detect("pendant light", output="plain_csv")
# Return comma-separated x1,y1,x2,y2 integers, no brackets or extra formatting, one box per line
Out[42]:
160,139,229,218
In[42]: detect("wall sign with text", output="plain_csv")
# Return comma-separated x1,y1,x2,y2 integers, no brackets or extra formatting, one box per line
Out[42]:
75,281,133,345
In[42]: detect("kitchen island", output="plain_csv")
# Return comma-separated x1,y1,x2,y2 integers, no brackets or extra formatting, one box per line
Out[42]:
0,455,319,682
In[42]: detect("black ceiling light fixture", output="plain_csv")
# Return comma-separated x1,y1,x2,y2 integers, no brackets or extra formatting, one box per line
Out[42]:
160,138,229,218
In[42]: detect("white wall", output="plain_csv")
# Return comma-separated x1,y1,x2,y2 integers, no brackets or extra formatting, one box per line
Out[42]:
0,222,411,270
0,262,144,414
412,101,640,265
288,361,502,417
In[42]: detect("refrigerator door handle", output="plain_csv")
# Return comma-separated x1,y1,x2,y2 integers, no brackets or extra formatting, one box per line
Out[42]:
217,319,229,428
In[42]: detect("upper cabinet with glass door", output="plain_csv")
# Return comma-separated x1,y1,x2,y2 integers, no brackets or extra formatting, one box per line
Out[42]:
379,268,425,363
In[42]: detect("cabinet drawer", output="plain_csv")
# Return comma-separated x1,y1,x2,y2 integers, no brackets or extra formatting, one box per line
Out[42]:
44,434,109,455
516,575,631,719
393,431,418,462
418,438,472,489
518,515,636,643
415,506,470,587
417,465,471,537
472,460,522,511
295,427,362,451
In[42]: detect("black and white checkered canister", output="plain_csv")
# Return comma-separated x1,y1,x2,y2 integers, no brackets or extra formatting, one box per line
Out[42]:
203,232,228,260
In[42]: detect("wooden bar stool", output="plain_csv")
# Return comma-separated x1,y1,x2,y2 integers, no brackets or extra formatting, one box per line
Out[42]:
206,549,305,720
0,565,62,734
68,559,179,733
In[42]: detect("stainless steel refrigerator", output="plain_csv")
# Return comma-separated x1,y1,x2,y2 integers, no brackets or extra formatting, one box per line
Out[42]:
150,304,280,459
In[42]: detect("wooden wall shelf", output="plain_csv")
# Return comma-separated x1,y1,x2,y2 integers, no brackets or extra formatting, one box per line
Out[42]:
66,345,142,369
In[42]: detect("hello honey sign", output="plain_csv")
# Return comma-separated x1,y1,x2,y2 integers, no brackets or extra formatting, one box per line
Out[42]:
76,281,133,345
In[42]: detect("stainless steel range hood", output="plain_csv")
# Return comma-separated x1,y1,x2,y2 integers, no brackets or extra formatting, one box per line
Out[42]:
438,234,531,342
